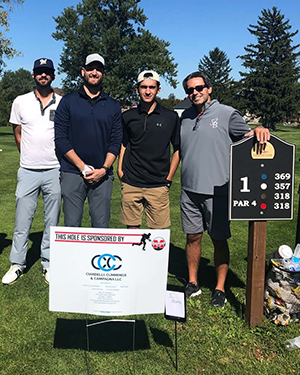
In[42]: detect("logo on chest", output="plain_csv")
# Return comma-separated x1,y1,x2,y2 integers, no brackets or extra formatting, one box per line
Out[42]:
156,123,163,127
210,118,218,129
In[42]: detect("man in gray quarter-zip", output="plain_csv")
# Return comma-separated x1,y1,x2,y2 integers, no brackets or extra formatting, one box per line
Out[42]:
2,58,61,285
180,71,270,307
118,70,180,229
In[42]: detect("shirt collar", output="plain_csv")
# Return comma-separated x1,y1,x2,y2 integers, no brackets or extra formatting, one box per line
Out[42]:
192,99,218,115
34,89,56,102
137,101,161,115
78,84,106,101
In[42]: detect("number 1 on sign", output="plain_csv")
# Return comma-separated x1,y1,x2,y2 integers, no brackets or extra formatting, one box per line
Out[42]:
240,177,250,192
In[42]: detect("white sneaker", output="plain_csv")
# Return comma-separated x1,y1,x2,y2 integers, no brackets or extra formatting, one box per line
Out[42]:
2,265,23,285
42,268,50,284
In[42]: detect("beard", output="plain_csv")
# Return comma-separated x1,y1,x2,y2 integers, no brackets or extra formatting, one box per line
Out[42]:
34,75,53,88
82,74,103,89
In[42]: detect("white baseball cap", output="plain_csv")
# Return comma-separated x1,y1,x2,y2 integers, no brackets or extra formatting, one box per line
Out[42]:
137,70,160,84
85,53,105,67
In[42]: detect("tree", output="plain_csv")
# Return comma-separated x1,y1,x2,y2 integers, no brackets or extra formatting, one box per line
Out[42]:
238,7,300,130
52,0,178,105
157,93,181,110
0,0,24,73
198,47,234,105
0,68,34,126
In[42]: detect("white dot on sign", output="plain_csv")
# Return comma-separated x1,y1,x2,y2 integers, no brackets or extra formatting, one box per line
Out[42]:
261,164,264,167
260,211,264,215
261,183,267,190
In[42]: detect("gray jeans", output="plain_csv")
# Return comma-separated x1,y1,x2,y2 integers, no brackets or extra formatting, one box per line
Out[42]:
10,167,61,270
61,171,113,228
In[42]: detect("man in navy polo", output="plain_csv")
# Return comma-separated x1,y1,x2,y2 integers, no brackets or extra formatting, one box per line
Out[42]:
55,53,122,228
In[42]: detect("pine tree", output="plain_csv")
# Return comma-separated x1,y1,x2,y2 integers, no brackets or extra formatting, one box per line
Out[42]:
238,7,300,130
52,0,178,105
198,47,234,105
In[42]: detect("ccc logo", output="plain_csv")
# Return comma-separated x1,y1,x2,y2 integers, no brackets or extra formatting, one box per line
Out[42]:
91,254,122,271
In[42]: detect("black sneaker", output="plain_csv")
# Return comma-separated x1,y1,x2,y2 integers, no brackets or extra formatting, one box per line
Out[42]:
185,282,202,298
210,289,227,308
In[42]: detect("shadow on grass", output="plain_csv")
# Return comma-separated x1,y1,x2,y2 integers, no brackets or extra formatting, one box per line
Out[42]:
24,232,43,272
150,327,173,347
169,243,246,315
150,327,177,370
54,318,150,352
0,233,12,255
0,132,13,136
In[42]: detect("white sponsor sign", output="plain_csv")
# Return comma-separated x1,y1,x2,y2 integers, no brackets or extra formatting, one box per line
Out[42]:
49,227,170,316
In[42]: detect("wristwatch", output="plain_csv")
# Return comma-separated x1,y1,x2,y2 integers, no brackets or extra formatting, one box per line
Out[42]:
102,166,109,173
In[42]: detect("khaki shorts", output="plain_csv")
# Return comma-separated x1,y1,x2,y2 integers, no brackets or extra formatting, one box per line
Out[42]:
120,182,170,228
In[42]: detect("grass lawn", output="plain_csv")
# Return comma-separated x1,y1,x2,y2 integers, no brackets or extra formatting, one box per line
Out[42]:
0,125,300,375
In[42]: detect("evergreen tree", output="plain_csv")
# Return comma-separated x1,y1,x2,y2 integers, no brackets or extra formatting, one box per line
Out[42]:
0,68,34,126
238,7,300,130
52,0,178,105
198,47,234,105
157,93,181,110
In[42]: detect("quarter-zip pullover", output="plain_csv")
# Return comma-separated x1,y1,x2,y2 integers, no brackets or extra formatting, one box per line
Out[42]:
54,85,122,174
180,99,250,195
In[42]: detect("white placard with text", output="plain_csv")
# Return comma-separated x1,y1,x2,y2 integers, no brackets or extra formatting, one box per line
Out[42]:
49,227,170,316
165,291,185,319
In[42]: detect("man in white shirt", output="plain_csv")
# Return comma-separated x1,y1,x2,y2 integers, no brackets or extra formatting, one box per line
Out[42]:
2,58,62,285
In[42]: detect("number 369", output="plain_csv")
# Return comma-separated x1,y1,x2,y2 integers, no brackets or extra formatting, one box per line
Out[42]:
274,173,291,180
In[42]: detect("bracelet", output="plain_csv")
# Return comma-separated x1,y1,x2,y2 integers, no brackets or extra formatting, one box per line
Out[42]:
102,166,109,173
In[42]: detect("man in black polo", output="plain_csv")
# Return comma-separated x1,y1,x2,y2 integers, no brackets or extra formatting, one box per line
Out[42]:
118,70,180,229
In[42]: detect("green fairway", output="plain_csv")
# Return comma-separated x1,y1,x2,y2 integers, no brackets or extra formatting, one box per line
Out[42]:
0,125,300,375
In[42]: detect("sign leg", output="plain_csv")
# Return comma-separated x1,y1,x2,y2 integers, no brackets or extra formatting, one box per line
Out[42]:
245,221,267,328
295,184,300,246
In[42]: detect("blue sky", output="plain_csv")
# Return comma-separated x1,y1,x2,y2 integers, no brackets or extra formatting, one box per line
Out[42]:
4,0,300,99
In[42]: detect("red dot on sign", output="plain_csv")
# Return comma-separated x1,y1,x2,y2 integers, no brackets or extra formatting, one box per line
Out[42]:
260,203,267,209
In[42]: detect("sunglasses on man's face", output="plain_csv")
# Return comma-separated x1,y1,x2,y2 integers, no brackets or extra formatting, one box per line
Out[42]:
84,64,104,72
34,68,54,76
186,85,207,95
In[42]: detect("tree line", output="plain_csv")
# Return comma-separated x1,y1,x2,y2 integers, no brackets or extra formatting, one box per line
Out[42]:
200,8,300,130
0,1,299,129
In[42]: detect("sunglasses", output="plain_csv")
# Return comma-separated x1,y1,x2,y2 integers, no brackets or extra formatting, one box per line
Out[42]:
186,85,207,95
84,65,104,72
193,112,203,131
193,116,201,131
139,85,157,90
34,68,54,76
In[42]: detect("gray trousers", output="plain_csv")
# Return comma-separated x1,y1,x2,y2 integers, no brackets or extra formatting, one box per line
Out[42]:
10,167,61,270
61,171,113,228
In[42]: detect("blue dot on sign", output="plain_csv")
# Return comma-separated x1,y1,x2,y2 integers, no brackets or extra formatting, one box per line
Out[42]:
261,174,267,180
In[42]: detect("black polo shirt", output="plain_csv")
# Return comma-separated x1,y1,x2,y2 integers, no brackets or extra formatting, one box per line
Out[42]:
121,102,180,188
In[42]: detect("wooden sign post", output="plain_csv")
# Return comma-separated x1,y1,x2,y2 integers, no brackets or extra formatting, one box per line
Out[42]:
229,135,295,328
246,221,267,327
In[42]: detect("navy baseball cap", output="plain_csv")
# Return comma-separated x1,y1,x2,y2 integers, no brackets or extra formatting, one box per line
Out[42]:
33,58,55,71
